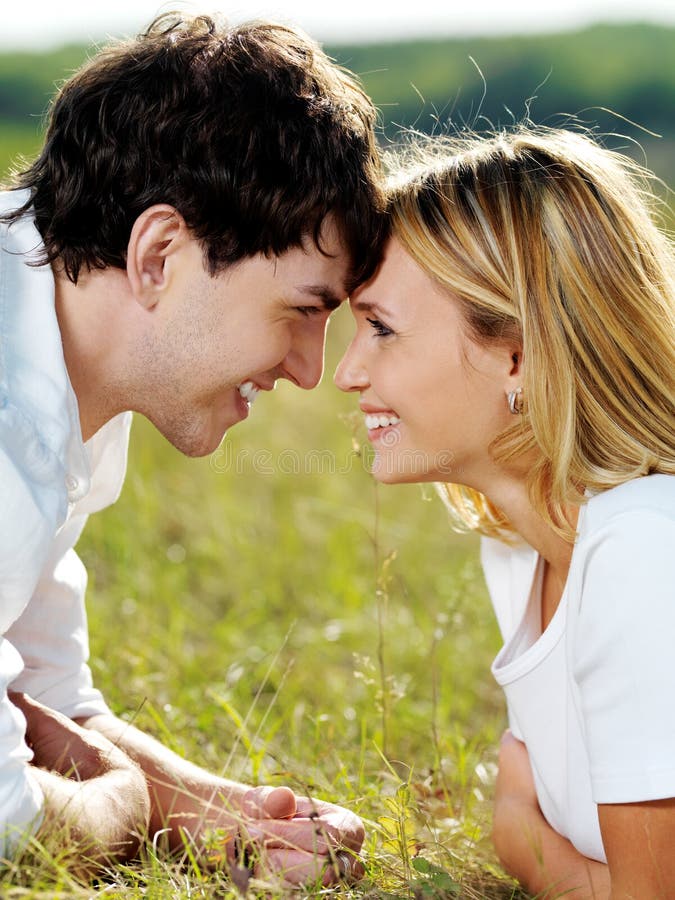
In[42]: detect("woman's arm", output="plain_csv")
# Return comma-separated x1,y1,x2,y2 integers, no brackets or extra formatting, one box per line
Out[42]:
493,730,610,898
599,800,675,898
569,504,675,898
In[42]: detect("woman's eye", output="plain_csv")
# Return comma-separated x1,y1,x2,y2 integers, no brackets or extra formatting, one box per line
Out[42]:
366,317,393,337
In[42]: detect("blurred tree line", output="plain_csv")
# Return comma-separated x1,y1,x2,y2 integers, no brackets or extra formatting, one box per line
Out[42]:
0,22,674,187
331,23,675,188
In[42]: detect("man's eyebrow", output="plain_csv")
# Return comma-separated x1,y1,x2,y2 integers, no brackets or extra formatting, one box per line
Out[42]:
298,284,344,311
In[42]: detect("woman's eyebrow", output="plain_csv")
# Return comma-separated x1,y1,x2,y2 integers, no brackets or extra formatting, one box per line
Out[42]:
351,298,390,317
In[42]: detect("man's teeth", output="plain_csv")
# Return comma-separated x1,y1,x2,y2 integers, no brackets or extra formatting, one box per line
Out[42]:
365,414,401,429
238,381,259,404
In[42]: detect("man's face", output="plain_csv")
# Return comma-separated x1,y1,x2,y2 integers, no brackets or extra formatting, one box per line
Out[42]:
134,219,351,457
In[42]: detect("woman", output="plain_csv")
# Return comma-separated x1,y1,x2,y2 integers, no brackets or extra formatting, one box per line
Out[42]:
335,129,675,897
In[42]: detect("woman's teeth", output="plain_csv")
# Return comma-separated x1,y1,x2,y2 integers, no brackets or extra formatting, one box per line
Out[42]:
365,414,401,429
238,381,259,405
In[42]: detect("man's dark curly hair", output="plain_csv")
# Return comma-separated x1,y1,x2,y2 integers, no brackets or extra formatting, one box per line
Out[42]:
3,13,385,289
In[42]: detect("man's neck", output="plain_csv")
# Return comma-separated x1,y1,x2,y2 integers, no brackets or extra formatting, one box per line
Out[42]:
53,265,129,442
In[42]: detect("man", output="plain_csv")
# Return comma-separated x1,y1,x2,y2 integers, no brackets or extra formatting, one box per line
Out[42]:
0,11,384,884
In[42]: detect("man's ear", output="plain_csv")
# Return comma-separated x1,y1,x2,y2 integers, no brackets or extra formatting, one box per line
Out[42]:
126,205,187,309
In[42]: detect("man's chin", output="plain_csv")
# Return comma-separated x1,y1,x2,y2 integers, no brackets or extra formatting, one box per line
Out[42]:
157,422,230,459
182,427,232,458
146,402,249,458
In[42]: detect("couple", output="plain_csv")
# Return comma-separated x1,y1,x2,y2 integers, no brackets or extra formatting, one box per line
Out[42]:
1,12,674,897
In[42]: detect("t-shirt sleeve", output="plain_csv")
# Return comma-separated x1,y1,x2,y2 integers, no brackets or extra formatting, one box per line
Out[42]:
572,507,675,804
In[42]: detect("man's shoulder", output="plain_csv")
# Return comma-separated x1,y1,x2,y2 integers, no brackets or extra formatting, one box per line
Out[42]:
0,188,33,231
0,187,69,455
0,188,30,212
0,191,74,564
0,189,42,261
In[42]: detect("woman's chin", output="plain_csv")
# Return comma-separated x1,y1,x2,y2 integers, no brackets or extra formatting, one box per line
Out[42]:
371,455,428,485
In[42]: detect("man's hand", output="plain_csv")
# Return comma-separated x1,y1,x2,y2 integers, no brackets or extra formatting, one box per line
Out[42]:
78,712,364,886
12,692,135,780
234,787,365,885
10,693,150,867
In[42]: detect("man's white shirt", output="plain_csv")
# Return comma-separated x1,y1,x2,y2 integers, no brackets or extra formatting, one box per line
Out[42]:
0,190,131,852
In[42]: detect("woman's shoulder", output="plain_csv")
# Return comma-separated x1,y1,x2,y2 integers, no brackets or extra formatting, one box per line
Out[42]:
583,474,675,534
573,475,675,592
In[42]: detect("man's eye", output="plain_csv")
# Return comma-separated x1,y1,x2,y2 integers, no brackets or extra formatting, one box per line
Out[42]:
366,317,393,337
296,306,322,317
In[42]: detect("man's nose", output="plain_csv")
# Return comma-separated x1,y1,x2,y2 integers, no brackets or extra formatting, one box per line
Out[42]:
283,323,327,390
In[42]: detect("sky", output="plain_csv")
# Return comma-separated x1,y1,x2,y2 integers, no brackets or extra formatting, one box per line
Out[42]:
3,0,675,49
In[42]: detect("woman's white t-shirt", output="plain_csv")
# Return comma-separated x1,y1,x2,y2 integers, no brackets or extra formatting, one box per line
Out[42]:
481,474,675,862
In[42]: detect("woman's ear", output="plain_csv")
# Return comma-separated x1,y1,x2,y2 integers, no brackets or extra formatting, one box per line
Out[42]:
504,347,525,413
126,205,187,309
509,349,523,377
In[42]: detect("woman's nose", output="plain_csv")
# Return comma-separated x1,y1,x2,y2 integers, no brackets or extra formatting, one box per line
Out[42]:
334,341,369,393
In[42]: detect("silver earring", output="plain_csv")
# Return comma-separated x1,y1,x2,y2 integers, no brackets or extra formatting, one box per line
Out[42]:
507,387,523,415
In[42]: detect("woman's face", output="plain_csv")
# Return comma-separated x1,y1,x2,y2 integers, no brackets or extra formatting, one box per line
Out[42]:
334,237,521,488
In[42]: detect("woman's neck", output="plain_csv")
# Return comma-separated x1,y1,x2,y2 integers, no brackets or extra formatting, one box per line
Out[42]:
483,471,578,585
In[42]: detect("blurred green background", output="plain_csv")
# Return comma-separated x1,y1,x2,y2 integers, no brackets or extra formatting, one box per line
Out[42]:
2,23,674,183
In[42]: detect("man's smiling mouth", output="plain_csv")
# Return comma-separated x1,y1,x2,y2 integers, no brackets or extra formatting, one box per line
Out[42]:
238,381,260,407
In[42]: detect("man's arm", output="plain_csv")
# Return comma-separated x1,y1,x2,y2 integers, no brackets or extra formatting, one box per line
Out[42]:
11,694,150,868
3,504,363,884
492,730,610,899
77,711,365,884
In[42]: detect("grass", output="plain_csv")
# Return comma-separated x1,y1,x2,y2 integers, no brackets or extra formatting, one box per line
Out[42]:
0,143,524,897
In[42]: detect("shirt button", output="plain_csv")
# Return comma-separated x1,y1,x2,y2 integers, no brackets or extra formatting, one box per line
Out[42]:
65,474,79,492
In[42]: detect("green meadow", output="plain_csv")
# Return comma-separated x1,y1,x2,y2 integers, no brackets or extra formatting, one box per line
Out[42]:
1,22,673,896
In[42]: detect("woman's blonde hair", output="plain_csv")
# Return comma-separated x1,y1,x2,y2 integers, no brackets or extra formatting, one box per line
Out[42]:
387,128,675,540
